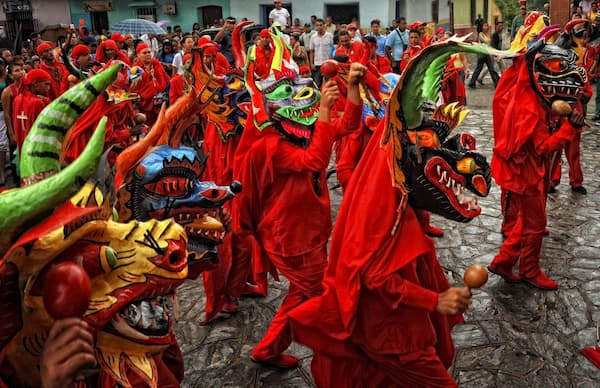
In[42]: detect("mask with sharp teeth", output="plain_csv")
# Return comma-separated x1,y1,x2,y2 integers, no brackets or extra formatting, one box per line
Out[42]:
382,37,502,223
245,26,321,147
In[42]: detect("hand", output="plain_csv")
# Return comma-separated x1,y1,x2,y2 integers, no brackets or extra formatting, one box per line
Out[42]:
40,318,96,388
568,109,585,128
347,63,367,85
320,80,339,110
129,124,147,136
7,132,16,146
220,207,232,231
435,287,472,315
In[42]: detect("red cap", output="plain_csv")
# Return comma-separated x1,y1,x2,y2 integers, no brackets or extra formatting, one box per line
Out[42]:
136,42,150,54
197,36,212,46
110,33,125,43
71,44,91,58
409,21,426,30
298,65,310,74
183,53,192,63
436,27,445,34
36,42,53,55
259,29,271,38
101,39,119,51
25,68,51,84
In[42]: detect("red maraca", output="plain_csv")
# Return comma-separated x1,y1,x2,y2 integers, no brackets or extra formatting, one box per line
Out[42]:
320,59,339,79
464,264,488,289
43,262,92,319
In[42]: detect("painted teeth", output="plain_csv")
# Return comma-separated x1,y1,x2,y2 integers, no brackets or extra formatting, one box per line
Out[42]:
437,165,441,175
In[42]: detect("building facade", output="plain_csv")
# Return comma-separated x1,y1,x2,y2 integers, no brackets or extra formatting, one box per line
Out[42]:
0,0,71,40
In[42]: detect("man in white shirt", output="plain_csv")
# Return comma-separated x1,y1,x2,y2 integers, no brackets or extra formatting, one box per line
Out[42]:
300,23,314,48
269,0,291,28
309,18,333,86
140,33,159,58
171,34,194,75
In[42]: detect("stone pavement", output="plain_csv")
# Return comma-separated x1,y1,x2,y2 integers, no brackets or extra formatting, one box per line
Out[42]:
175,82,600,387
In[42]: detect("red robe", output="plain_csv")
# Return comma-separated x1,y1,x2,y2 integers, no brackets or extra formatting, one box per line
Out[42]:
169,73,191,104
491,56,580,277
132,58,170,125
12,90,47,152
40,61,68,101
401,45,423,72
288,120,461,386
334,41,364,62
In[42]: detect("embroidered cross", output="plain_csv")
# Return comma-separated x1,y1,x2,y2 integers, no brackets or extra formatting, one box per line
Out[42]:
17,111,28,129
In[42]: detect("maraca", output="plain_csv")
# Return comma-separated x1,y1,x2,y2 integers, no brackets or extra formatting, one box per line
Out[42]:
464,264,488,289
43,262,92,319
320,59,339,79
551,99,590,127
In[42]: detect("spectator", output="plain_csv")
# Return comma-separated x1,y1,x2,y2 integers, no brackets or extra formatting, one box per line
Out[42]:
580,0,593,13
468,22,500,88
365,19,387,56
300,23,314,48
2,62,25,164
491,21,505,74
193,22,201,32
347,23,361,42
335,30,363,62
172,34,194,75
1,48,12,64
385,16,408,73
290,33,308,66
573,6,584,19
587,2,598,20
475,13,485,34
291,18,303,34
311,15,317,29
11,55,24,68
309,18,334,86
140,33,159,58
325,16,337,35
157,39,176,76
269,0,291,28
124,34,135,62
214,16,236,66
512,6,527,39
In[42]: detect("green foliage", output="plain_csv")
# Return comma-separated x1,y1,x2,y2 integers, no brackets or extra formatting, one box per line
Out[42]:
496,0,519,26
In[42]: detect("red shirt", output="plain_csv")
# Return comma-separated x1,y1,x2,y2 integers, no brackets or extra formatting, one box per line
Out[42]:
401,45,423,72
132,58,170,112
40,60,68,101
12,90,47,151
334,41,364,62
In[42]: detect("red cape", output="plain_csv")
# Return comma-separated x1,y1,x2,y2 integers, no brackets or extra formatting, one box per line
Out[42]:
288,120,461,365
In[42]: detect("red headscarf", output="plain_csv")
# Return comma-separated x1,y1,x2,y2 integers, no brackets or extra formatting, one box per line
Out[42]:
24,68,51,84
110,33,125,43
36,42,53,55
71,44,91,59
95,39,131,65
136,43,149,55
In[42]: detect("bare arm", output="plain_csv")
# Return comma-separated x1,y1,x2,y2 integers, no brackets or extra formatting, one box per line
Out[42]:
1,88,15,144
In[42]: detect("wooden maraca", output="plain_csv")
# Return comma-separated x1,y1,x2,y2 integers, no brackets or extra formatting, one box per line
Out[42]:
43,262,91,319
551,100,590,127
464,264,488,289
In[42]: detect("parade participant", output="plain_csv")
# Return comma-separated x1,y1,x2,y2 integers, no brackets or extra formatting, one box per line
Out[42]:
12,69,51,153
549,19,594,194
132,43,170,126
169,53,192,104
95,39,131,66
232,27,364,368
334,30,364,62
1,62,25,154
489,33,587,290
401,29,423,72
60,44,91,91
255,29,274,79
289,39,495,387
299,65,312,78
37,42,67,101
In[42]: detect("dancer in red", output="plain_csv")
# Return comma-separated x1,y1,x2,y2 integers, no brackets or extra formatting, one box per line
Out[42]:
489,37,586,290
289,40,495,386
232,27,364,368
37,42,68,101
12,69,51,152
132,43,170,126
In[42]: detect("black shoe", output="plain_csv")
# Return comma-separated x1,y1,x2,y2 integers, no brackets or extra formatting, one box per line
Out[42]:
548,186,557,193
571,186,587,194
467,84,476,89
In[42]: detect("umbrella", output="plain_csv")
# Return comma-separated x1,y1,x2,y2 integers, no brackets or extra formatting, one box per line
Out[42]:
111,18,166,36
157,20,171,29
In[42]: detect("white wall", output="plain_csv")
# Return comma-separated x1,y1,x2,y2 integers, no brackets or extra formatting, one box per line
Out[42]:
31,0,71,28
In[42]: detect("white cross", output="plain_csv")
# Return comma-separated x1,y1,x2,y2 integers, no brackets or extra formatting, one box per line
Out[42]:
17,111,28,130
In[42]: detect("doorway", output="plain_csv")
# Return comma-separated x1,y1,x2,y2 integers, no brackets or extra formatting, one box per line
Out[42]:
325,3,359,25
91,11,108,34
199,6,223,29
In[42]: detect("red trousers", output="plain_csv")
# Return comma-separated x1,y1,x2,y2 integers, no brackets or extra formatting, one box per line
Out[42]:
500,189,518,237
252,246,327,359
311,346,457,388
549,131,583,188
493,188,546,278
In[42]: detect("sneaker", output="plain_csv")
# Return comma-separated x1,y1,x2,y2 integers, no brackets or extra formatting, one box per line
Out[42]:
251,353,299,369
571,186,587,195
521,271,558,290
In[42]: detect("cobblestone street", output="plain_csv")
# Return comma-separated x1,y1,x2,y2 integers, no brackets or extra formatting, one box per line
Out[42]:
175,82,600,387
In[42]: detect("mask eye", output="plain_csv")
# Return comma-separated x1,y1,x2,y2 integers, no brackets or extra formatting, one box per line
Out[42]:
542,59,568,73
266,82,295,100
407,129,440,148
144,177,193,197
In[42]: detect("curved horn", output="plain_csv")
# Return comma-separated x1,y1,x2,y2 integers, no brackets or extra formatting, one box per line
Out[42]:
61,44,83,79
0,117,107,255
233,21,254,68
19,63,121,185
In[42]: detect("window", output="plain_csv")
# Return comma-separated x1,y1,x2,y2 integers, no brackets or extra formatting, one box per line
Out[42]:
325,3,359,24
136,7,156,22
199,6,223,29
